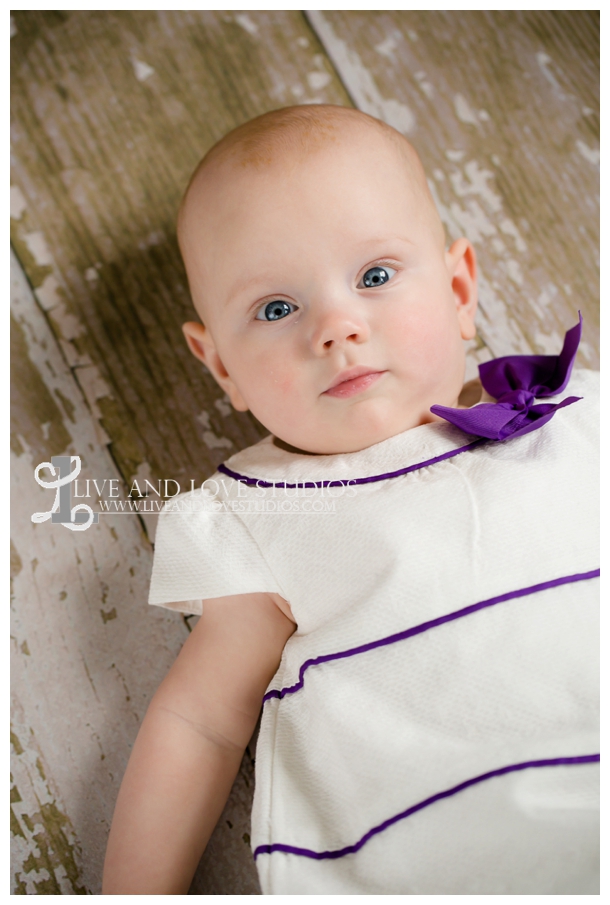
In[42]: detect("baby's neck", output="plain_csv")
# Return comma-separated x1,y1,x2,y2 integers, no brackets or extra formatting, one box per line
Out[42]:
272,436,324,456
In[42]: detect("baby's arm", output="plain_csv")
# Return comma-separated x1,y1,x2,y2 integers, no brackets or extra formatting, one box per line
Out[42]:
102,592,295,894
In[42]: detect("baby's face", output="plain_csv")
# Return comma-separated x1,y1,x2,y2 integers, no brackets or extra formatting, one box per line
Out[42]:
181,130,477,454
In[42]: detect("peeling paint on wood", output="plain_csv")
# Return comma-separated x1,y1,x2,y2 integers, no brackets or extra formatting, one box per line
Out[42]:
11,718,87,894
10,10,351,488
307,10,599,364
11,10,598,896
10,251,259,893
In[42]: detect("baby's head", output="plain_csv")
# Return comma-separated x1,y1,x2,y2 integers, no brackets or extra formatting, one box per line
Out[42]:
179,105,477,455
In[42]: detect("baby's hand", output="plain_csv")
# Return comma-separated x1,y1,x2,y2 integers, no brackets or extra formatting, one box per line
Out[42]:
102,593,295,894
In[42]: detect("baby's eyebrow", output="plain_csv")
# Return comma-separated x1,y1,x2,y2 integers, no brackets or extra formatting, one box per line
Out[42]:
224,272,282,307
352,235,415,251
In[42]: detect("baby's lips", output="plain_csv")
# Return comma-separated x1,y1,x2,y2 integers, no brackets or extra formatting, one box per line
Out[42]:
323,368,386,398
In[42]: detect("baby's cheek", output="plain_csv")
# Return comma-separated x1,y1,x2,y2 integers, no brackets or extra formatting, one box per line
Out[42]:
242,356,301,425
385,305,437,359
386,301,463,392
261,361,297,396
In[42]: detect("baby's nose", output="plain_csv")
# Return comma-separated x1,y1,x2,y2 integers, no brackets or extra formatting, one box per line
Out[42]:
311,304,370,353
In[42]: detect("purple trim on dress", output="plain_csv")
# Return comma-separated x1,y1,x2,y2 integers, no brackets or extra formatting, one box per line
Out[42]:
263,569,600,705
218,438,485,489
253,754,600,861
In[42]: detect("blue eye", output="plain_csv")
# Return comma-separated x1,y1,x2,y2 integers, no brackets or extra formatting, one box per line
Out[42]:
255,300,296,321
360,265,396,288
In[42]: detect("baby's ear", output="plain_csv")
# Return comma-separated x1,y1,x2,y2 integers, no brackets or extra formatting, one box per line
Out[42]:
446,238,478,341
182,321,208,364
182,322,249,412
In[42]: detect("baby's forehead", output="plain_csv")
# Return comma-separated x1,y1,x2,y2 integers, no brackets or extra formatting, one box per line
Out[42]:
181,118,423,231
178,107,445,301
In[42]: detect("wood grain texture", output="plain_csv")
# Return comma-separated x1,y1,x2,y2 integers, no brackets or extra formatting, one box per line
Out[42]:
10,11,352,893
10,9,599,896
308,10,599,366
10,251,259,894
10,10,351,490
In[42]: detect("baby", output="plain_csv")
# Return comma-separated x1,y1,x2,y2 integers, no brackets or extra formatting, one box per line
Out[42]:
103,106,599,894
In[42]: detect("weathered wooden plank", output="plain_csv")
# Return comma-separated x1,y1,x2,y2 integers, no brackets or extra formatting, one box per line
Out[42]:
9,11,351,894
10,10,351,491
10,250,259,894
11,696,89,895
307,10,599,366
10,9,599,897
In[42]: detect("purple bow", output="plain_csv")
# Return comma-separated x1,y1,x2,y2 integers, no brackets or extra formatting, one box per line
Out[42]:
430,314,583,441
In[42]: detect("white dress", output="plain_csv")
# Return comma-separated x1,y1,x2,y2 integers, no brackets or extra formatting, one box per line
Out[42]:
149,369,599,894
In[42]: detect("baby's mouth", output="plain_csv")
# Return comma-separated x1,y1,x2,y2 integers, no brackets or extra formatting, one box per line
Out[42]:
323,367,387,399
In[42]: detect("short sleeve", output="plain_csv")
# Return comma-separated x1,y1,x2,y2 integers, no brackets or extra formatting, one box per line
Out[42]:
148,490,283,615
